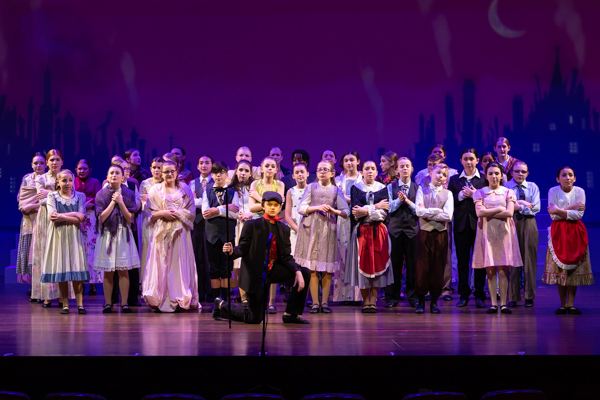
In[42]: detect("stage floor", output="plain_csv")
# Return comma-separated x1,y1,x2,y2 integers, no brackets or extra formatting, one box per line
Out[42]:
1,276,598,357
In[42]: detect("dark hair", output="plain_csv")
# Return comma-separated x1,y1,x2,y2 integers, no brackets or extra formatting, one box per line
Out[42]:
211,161,228,175
361,160,378,171
293,162,308,173
480,152,496,162
291,149,310,167
76,159,91,169
485,162,504,175
172,146,186,156
556,166,575,178
460,148,479,159
380,150,399,170
429,144,447,158
46,149,64,163
123,148,138,162
108,163,125,175
32,152,45,162
231,160,255,194
54,169,74,191
198,155,214,164
151,157,163,165
426,154,444,164
341,151,361,171
321,149,337,160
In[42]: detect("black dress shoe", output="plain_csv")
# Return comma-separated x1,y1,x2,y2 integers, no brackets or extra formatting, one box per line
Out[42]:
443,295,452,301
42,302,52,308
567,307,582,315
60,307,69,314
500,305,512,314
212,298,223,319
486,306,498,314
524,299,534,307
430,303,441,314
78,307,87,315
507,301,517,307
555,306,567,315
476,299,486,308
121,305,132,314
28,298,39,303
456,299,469,307
384,302,398,308
282,314,310,324
415,303,425,314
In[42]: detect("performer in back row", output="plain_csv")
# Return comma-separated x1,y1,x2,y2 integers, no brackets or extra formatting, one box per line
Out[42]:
214,191,311,324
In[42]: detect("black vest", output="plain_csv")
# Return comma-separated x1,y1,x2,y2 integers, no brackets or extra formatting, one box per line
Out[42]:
204,187,237,245
387,181,419,239
193,176,214,224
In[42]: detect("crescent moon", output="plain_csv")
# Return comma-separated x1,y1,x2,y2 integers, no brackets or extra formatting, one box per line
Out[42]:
488,0,526,39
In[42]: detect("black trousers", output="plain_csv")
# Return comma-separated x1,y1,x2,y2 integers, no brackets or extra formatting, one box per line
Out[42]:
112,228,140,305
192,220,211,296
220,266,311,324
385,232,417,304
455,224,486,300
206,239,233,280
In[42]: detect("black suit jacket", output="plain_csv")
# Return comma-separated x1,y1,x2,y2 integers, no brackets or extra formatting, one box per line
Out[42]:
448,172,487,232
232,218,301,294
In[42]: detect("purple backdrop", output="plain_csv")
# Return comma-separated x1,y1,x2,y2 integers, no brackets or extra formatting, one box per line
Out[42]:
1,0,600,225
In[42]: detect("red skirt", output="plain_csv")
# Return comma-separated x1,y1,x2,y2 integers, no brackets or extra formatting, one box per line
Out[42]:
358,224,390,278
550,220,588,268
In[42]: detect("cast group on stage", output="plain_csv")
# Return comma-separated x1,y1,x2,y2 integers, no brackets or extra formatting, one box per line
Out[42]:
15,137,594,322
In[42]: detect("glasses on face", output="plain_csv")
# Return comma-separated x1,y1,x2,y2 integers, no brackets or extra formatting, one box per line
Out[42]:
317,168,331,173
213,172,226,177
163,170,177,175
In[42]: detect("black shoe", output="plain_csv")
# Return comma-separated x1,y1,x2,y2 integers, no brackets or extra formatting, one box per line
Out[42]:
567,307,582,315
268,305,277,314
102,304,112,314
500,305,512,314
42,301,52,308
415,303,425,314
122,305,132,313
430,303,441,314
385,302,398,308
424,294,431,301
78,307,87,315
306,300,313,308
456,299,469,307
28,298,39,303
443,295,452,301
60,307,69,314
507,301,517,307
555,306,568,315
282,314,310,324
476,299,486,308
212,298,223,319
524,299,534,307
309,304,320,314
320,304,331,314
486,306,498,314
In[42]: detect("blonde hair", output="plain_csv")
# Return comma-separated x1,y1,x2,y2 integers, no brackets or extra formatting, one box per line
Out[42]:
317,160,336,186
54,169,74,191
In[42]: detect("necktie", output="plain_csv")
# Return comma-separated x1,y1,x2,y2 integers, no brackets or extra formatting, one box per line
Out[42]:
466,178,472,187
401,185,409,195
201,178,207,191
216,189,224,205
516,184,526,200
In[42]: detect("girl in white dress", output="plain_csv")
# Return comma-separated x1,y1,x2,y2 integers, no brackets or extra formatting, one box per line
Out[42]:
140,157,164,281
333,151,363,304
94,164,141,313
230,160,255,305
284,163,309,254
42,169,90,314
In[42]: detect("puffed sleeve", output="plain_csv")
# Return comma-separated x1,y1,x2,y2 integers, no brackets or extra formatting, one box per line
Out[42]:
505,188,517,204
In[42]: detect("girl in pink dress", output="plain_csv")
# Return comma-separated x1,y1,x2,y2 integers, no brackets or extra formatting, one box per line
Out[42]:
473,162,523,315
143,161,199,312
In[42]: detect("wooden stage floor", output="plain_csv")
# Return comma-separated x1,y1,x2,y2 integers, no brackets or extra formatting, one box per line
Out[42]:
1,276,599,357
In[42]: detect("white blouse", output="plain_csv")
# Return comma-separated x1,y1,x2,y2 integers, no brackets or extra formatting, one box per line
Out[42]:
548,185,585,221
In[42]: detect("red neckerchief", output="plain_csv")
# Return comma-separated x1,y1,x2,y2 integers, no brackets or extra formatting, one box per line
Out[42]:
263,214,284,224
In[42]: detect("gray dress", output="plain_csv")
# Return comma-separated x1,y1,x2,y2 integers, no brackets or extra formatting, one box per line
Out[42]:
294,182,349,273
